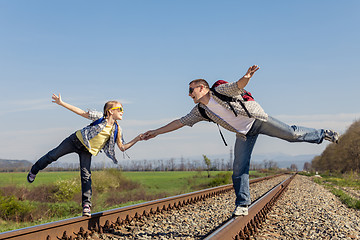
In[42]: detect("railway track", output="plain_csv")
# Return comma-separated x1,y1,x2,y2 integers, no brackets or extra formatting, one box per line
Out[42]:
205,173,295,239
0,173,293,240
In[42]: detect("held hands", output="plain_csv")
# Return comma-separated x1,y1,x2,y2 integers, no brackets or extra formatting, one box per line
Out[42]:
136,133,145,142
243,65,260,79
135,132,153,142
141,130,157,140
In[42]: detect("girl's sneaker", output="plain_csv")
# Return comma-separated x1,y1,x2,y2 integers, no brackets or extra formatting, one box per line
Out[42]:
27,171,36,183
83,205,91,217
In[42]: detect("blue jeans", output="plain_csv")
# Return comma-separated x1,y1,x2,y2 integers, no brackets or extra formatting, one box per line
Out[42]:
31,133,93,207
232,116,324,206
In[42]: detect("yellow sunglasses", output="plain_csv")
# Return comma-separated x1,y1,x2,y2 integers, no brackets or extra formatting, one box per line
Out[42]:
110,106,124,112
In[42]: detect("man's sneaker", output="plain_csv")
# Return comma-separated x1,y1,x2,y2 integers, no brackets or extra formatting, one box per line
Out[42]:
27,171,36,183
233,205,248,216
324,129,339,144
83,205,91,217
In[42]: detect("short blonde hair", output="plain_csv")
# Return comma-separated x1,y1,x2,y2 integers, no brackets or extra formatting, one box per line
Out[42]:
189,79,209,89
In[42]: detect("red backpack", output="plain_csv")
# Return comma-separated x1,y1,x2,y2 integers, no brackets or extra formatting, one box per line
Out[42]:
212,80,254,102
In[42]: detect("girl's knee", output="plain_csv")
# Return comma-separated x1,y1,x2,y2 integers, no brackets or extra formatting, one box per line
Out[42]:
81,175,91,184
81,169,91,181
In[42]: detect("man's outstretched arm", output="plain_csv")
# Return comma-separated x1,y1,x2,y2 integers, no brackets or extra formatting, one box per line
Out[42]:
237,65,260,89
143,119,184,140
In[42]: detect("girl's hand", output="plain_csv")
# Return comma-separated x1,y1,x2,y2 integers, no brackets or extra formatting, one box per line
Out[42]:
52,93,63,105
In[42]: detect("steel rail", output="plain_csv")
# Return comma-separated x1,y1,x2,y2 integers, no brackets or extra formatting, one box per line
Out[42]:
205,173,296,240
0,174,285,240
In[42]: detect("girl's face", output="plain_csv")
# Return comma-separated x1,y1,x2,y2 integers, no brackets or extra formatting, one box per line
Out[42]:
109,103,124,120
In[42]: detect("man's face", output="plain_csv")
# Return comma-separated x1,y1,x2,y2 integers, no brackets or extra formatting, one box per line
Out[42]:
188,83,203,103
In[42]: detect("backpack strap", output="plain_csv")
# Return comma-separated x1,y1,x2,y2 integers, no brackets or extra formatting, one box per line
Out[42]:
198,104,213,122
90,116,104,126
197,104,228,146
216,124,228,146
210,87,252,118
114,122,118,142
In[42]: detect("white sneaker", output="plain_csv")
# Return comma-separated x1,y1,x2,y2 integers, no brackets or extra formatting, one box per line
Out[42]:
233,205,248,216
82,205,91,217
324,129,339,144
27,171,36,183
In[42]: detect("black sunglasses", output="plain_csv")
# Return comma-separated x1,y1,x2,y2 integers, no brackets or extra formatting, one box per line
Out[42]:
189,85,201,94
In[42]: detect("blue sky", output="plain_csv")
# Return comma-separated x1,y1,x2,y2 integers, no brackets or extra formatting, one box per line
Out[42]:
1,1,359,165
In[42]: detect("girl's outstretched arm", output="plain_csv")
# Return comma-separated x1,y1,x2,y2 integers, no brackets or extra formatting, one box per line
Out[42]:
52,93,90,119
116,132,143,152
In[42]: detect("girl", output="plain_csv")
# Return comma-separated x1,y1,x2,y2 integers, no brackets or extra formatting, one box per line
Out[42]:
27,93,143,217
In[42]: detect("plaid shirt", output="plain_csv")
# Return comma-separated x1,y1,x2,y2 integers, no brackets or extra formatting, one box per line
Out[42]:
180,82,268,139
78,110,121,164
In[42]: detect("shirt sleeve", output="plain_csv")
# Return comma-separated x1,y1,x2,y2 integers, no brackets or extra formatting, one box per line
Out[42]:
88,110,104,121
179,106,206,127
214,81,245,96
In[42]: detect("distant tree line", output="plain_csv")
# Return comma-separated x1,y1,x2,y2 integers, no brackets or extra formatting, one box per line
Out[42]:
0,156,287,172
0,159,32,172
0,157,233,172
312,120,360,173
119,157,233,171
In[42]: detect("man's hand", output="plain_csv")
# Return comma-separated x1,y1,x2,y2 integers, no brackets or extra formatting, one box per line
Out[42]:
243,65,260,79
237,65,260,89
142,130,157,140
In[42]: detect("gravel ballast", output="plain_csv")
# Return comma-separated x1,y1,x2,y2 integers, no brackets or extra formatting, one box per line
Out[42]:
94,174,360,240
253,175,360,239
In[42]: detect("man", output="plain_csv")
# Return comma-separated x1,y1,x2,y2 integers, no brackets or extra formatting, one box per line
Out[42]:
143,65,339,216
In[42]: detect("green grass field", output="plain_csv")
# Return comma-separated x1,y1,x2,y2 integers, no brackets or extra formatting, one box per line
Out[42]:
122,171,217,195
0,171,78,188
0,170,265,188
0,171,226,191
